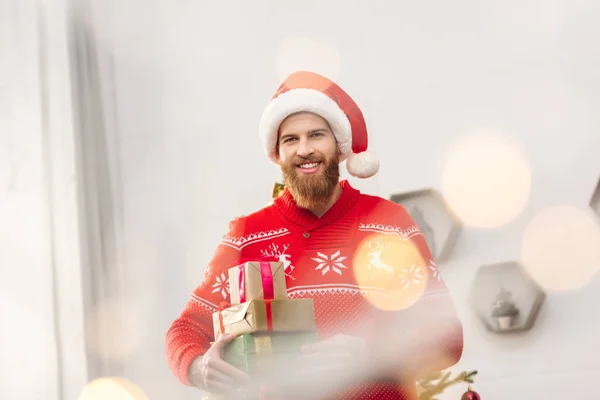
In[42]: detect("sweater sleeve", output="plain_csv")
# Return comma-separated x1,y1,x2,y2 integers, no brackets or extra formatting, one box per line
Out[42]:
164,218,244,386
384,204,464,378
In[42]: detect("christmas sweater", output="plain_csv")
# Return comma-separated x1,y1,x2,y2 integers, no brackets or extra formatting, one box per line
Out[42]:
165,180,463,399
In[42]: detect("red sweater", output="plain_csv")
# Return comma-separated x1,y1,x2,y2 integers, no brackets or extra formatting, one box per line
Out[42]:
165,180,463,399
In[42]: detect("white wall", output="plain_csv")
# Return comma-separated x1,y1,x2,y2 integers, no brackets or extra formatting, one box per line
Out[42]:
90,0,600,399
1,1,87,399
0,3,58,398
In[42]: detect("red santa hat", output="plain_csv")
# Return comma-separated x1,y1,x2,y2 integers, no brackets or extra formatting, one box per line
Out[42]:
259,71,379,179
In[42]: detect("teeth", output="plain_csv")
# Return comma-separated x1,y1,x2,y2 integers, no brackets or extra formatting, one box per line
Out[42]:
298,162,319,169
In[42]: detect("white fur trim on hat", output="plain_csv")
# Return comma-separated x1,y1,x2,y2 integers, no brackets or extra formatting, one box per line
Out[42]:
346,149,380,178
259,88,352,163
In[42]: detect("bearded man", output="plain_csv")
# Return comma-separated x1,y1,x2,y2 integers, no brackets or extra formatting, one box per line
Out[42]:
165,71,463,399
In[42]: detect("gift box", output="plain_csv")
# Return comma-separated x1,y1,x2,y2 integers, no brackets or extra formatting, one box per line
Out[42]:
213,299,316,340
221,331,320,400
225,331,320,374
228,261,288,305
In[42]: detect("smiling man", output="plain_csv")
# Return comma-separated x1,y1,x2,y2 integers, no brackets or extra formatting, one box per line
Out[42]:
165,71,464,400
278,112,342,216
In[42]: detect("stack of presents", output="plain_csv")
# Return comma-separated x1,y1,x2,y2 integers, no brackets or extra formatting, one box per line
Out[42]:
211,259,319,398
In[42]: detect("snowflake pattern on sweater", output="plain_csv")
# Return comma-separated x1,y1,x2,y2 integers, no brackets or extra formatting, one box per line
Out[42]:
165,181,463,400
312,250,348,276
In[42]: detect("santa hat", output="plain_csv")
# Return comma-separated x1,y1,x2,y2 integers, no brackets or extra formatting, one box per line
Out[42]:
259,71,379,179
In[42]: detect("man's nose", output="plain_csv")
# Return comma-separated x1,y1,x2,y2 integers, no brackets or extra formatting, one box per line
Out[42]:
296,139,314,158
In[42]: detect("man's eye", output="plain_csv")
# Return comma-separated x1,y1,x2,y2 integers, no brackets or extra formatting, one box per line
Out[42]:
311,132,323,138
283,137,296,143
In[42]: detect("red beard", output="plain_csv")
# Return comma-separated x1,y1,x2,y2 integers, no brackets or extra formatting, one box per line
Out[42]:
281,153,340,210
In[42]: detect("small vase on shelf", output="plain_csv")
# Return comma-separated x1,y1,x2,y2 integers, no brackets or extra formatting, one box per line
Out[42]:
491,288,520,331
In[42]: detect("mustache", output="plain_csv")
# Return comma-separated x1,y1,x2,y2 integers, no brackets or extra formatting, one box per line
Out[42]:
293,154,324,165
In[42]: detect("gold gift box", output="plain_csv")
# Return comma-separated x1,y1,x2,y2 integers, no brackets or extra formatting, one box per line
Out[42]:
228,261,288,304
213,299,316,340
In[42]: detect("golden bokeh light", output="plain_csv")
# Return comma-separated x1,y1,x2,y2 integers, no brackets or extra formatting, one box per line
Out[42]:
275,36,341,83
442,129,531,228
78,377,148,400
353,233,427,311
521,205,600,291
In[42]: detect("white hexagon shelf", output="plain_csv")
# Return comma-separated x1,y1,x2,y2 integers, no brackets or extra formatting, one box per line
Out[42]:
469,261,545,333
390,188,462,263
590,177,600,217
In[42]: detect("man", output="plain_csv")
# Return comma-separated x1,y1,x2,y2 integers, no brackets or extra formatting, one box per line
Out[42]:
165,71,463,399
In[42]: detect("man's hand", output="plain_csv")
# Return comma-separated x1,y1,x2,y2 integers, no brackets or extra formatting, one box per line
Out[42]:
189,334,251,396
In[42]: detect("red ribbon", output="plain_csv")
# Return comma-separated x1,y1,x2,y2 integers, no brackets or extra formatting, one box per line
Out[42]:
259,261,275,331
265,299,273,330
236,257,277,331
217,257,279,337
236,258,277,302
259,261,275,300
238,264,246,303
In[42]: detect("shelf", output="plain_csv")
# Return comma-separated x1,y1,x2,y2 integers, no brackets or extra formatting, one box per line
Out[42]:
390,188,462,263
468,261,546,334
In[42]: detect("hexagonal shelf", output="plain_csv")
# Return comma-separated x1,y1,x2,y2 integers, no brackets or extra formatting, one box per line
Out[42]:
590,177,600,216
390,188,462,263
469,261,545,333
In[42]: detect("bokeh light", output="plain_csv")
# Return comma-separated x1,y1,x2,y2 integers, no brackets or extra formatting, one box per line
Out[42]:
521,205,600,291
442,129,531,228
353,233,427,311
78,377,148,400
275,36,341,82
0,293,46,399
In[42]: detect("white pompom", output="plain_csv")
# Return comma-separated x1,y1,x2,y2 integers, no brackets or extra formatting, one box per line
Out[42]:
346,150,380,178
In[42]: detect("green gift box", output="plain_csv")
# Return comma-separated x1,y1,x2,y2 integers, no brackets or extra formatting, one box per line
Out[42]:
225,331,319,374
218,331,319,400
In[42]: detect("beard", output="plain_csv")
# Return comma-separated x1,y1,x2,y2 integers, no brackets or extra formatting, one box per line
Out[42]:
281,152,340,210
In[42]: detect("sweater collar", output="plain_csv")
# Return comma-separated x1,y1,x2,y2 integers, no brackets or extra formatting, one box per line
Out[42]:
274,180,360,230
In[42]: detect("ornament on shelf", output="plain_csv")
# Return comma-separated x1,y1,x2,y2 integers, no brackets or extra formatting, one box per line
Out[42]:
491,288,520,330
461,385,481,400
469,260,545,333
